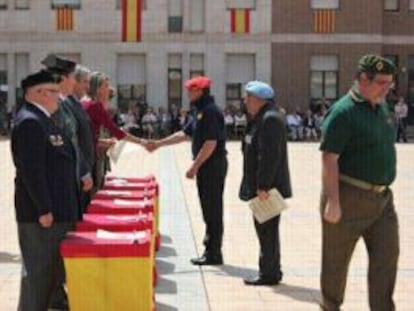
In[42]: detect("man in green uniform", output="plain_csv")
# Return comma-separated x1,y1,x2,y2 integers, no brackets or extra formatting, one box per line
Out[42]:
320,54,399,311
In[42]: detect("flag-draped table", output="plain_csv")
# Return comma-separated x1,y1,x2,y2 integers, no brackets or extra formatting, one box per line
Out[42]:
60,175,160,311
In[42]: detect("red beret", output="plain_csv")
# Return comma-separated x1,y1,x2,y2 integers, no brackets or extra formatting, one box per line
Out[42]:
184,76,212,90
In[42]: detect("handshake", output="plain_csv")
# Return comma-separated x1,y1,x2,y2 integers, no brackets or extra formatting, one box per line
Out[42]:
141,139,161,153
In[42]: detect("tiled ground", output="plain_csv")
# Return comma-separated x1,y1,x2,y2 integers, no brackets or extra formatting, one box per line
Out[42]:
0,137,413,310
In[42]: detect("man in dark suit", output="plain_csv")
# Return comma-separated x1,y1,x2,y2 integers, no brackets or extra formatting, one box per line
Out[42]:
239,81,292,286
67,65,95,210
42,54,94,216
11,70,79,310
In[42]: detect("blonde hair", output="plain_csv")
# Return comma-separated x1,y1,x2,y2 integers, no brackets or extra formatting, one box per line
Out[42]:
88,71,109,100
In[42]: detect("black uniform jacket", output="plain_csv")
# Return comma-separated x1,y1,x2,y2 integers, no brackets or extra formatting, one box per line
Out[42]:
239,103,292,201
66,95,95,173
11,101,79,223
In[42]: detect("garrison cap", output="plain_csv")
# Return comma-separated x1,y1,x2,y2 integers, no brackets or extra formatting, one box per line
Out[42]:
245,81,274,100
21,70,59,91
184,76,212,90
358,54,396,75
41,54,77,75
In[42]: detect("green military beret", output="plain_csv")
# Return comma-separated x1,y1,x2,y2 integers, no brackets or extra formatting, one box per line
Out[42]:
358,54,396,75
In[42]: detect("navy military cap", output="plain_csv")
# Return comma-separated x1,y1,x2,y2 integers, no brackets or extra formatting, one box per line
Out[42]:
41,54,76,75
245,81,275,100
358,54,396,75
21,70,59,91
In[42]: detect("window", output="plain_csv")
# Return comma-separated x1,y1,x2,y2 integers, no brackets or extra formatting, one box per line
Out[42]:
117,54,146,111
190,54,204,78
168,54,182,108
310,55,338,103
0,0,7,9
0,54,8,112
168,0,183,33
189,0,204,32
15,53,29,108
226,54,255,109
410,0,414,10
311,0,339,9
384,0,398,11
51,0,81,9
15,0,29,9
225,0,255,9
116,0,147,10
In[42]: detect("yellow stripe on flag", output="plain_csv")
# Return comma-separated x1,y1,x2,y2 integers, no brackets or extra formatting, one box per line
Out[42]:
126,0,138,42
314,10,335,33
235,9,246,33
56,8,74,31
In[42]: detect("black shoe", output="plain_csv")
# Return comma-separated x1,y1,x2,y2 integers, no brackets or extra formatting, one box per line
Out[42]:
243,276,281,286
190,254,223,266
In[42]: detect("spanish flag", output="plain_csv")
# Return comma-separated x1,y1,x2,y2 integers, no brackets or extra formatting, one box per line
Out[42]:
56,7,74,31
314,9,335,33
122,0,142,42
230,9,250,33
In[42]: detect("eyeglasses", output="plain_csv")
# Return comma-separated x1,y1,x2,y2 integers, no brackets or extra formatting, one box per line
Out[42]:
372,79,395,89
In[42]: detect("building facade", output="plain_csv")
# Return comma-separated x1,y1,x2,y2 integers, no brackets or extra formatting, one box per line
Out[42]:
272,0,414,120
0,0,414,118
0,0,271,112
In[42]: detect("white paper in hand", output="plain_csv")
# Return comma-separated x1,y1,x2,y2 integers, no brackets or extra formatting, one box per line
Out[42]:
108,139,127,163
248,188,289,224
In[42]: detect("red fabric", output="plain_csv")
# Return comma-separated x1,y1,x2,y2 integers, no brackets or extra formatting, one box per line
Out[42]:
184,76,212,90
103,180,158,194
87,198,154,215
82,99,126,142
61,231,151,258
76,213,153,232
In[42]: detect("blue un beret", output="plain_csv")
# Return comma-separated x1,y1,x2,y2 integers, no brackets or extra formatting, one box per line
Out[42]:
245,81,274,99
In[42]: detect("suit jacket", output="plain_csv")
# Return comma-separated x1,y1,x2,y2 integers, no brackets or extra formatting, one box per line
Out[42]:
239,103,292,201
67,95,95,173
11,101,79,223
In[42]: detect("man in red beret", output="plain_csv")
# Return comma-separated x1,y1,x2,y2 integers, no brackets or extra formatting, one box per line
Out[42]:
147,76,228,265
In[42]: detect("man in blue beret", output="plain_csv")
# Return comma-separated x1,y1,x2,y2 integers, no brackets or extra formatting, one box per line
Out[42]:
319,54,399,310
239,81,292,285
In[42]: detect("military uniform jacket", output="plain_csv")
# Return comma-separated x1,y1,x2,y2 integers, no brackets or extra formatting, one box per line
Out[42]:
11,102,79,223
239,103,292,201
67,95,95,173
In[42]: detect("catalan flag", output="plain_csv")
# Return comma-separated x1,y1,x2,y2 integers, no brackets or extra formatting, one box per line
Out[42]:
56,7,74,31
230,9,250,34
314,9,335,33
122,0,142,42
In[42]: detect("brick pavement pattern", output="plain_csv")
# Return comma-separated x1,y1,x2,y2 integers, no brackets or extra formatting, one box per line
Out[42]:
0,138,413,310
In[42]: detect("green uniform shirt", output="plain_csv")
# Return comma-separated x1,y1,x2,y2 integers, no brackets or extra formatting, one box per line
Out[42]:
320,87,396,185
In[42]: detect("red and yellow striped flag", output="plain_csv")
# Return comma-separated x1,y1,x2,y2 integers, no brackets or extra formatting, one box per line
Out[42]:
56,7,74,31
122,0,142,42
230,9,250,33
314,9,335,33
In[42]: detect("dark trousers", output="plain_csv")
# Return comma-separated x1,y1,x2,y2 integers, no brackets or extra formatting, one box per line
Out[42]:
396,120,407,142
196,155,228,255
17,222,74,311
320,182,399,311
254,215,282,280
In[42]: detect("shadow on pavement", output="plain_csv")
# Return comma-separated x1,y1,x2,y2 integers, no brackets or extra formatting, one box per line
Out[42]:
156,258,175,275
160,234,173,244
155,276,178,294
217,264,320,305
0,252,21,263
272,283,321,305
156,245,177,258
156,302,179,311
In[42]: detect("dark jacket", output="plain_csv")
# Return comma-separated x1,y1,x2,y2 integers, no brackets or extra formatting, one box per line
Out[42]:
67,95,95,173
11,102,79,222
239,103,292,201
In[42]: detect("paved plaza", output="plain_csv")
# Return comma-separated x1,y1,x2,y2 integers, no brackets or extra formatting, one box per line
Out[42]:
0,137,413,310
